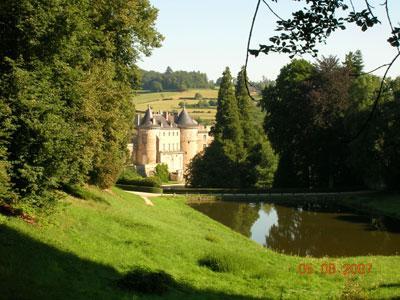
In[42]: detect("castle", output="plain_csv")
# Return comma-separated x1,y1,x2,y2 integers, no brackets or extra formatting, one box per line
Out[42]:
131,106,213,181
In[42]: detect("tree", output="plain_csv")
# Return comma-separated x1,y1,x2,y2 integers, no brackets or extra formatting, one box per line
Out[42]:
249,1,399,59
141,69,210,91
247,1,400,153
261,59,315,187
235,67,277,187
186,68,244,188
155,163,169,183
212,67,244,164
344,50,364,77
261,56,377,189
0,0,162,205
186,67,277,188
194,92,203,100
149,81,163,92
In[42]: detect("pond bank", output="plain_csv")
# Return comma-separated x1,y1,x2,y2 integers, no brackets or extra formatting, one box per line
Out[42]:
183,191,400,221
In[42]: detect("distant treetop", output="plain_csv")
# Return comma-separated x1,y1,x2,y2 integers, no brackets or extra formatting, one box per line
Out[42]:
140,67,212,91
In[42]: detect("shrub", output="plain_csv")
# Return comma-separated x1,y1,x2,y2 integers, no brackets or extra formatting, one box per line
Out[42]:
155,163,169,183
117,267,177,295
117,176,161,188
194,92,203,100
118,167,141,181
117,167,162,187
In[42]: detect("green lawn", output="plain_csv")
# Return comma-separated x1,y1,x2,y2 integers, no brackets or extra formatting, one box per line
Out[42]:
0,187,399,299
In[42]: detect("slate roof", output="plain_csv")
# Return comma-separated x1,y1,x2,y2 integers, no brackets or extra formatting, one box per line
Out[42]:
139,106,179,128
175,107,198,128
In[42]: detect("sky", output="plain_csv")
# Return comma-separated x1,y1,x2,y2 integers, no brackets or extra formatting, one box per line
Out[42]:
138,0,400,82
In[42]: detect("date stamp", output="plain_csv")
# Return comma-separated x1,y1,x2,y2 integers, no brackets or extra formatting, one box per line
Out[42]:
296,262,372,276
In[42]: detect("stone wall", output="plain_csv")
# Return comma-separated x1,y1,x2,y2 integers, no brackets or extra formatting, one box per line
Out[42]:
180,127,199,171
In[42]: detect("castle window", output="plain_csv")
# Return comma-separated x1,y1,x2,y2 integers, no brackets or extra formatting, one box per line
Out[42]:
203,135,207,141
168,144,170,151
163,144,165,151
163,132,165,136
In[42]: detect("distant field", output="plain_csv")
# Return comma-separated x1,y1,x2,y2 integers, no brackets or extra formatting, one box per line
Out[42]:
133,89,218,123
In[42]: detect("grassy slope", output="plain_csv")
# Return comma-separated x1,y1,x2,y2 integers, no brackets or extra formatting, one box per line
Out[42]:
0,187,399,299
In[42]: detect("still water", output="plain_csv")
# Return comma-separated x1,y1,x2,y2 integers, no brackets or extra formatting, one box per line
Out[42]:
189,201,400,257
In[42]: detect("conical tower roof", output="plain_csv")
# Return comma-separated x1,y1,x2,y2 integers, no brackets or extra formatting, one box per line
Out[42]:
176,107,197,128
140,105,154,127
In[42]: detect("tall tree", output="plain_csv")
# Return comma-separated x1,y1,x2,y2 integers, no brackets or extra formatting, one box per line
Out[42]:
0,0,162,205
344,50,364,76
262,57,370,188
186,67,277,188
213,67,244,162
235,67,277,187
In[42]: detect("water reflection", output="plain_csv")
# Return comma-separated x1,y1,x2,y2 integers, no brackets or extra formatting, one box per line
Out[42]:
190,201,400,257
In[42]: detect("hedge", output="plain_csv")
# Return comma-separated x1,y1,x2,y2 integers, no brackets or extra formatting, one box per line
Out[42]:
162,186,367,195
117,176,161,188
116,184,163,194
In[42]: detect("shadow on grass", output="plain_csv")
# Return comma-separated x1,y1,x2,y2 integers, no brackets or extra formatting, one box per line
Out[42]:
369,283,400,290
0,225,263,300
62,184,110,205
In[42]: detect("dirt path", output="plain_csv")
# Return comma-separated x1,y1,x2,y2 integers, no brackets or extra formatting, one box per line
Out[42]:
125,191,162,206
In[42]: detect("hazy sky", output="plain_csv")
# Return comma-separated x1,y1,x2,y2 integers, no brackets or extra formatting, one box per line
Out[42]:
138,0,400,81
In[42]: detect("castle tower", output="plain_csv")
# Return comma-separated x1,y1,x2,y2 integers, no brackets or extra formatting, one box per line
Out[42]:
136,106,158,165
176,107,199,171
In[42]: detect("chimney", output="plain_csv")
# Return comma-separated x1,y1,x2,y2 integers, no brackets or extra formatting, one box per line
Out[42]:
137,114,141,126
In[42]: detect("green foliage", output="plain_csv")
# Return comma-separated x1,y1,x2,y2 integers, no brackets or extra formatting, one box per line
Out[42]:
186,67,277,188
194,92,203,100
155,163,169,183
117,176,161,188
118,167,141,181
344,50,364,76
0,0,162,207
250,1,389,58
262,54,399,190
349,80,400,190
149,81,163,92
141,67,211,91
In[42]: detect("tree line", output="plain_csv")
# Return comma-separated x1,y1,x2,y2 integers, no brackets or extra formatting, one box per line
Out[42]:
0,0,162,207
141,67,212,91
261,51,400,190
186,51,400,191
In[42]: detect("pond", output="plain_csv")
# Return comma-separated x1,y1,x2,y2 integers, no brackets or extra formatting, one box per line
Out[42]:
189,201,400,257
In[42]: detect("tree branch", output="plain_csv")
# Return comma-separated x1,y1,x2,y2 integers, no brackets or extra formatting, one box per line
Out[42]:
245,0,262,102
262,0,284,21
383,0,400,53
347,51,400,143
